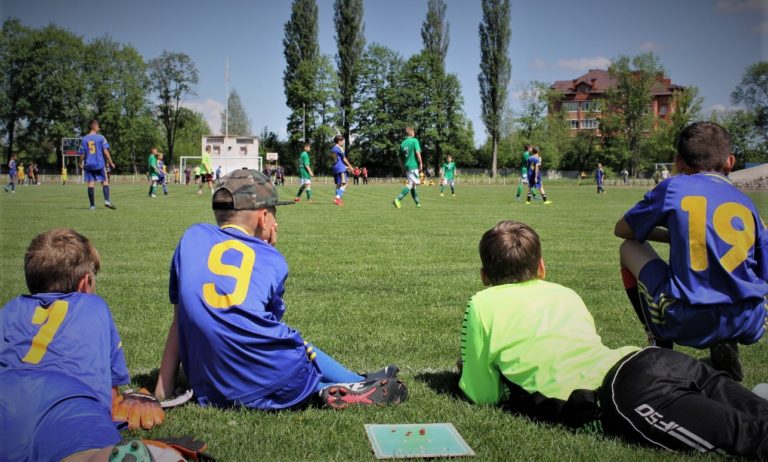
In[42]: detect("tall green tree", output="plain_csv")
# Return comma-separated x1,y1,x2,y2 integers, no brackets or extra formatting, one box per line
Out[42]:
174,107,211,162
221,89,252,136
85,37,154,172
478,0,511,177
421,0,449,68
355,44,405,173
283,0,319,145
603,53,664,175
0,19,34,163
147,51,199,165
731,61,768,150
334,0,365,152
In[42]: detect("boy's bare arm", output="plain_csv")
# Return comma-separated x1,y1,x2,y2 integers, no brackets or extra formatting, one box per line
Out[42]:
154,305,181,400
103,148,115,169
615,218,670,243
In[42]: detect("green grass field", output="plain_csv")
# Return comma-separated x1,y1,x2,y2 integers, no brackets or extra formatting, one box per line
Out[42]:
1,179,766,461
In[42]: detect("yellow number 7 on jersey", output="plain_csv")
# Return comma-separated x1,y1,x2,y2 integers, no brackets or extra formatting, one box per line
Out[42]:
203,240,256,309
22,300,69,365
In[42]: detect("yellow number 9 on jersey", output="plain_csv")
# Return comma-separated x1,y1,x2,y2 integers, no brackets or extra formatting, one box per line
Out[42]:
203,240,255,309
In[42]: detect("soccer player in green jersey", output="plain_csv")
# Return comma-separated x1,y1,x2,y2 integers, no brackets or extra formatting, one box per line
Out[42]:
459,220,768,458
294,142,314,202
515,144,531,201
440,154,456,197
147,147,161,198
393,127,423,208
198,145,214,195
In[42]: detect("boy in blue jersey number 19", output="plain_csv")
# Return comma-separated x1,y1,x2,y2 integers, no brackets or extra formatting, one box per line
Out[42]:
78,119,116,210
0,229,213,462
615,121,768,381
460,220,768,460
154,169,407,410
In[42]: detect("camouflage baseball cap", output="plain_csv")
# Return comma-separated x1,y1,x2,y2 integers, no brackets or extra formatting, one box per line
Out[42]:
212,168,294,210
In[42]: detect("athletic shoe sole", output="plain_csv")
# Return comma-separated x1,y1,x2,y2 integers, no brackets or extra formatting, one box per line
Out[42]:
320,378,408,409
362,364,400,381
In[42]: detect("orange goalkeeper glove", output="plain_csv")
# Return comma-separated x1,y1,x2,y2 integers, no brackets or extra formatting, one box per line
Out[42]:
112,388,165,430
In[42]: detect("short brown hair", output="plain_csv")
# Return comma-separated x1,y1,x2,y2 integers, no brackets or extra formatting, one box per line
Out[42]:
25,228,101,294
479,221,541,285
676,121,732,171
334,134,344,144
88,119,99,130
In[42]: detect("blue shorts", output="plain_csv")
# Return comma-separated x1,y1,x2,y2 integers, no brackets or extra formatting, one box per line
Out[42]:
84,168,106,182
637,259,767,348
0,369,121,462
334,171,348,186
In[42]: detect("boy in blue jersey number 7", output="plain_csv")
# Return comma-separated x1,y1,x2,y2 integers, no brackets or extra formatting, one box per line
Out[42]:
615,121,768,381
0,229,204,462
154,169,407,410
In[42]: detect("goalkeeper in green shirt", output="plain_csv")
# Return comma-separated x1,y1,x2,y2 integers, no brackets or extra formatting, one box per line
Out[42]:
460,220,768,458
440,154,456,197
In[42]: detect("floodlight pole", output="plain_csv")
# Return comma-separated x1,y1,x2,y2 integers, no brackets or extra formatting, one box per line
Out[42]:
225,58,229,139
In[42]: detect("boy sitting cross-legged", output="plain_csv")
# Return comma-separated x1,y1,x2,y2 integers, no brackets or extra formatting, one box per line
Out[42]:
155,169,407,411
459,220,768,459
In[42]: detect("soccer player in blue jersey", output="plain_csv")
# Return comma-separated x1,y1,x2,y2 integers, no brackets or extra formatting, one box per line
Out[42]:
331,134,353,206
0,228,171,462
615,121,768,381
5,153,17,193
526,147,551,205
154,169,407,410
79,119,116,210
595,163,605,194
157,152,169,196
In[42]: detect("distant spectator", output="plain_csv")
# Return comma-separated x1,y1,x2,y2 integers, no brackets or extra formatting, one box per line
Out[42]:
353,166,361,185
362,166,368,184
620,168,629,185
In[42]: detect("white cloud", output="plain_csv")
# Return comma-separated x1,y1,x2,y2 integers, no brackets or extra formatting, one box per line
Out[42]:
510,90,525,101
182,98,224,135
717,0,767,14
556,56,611,71
530,58,548,70
639,41,663,52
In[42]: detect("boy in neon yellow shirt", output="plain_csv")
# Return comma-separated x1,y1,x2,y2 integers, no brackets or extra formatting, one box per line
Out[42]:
460,220,768,458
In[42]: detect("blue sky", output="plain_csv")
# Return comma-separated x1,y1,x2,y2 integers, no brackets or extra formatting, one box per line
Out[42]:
3,0,766,145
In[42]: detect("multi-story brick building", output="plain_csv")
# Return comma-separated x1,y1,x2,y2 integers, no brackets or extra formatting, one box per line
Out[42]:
550,69,685,134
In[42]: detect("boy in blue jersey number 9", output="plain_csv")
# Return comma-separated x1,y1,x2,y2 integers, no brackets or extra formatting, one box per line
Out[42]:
154,169,407,410
615,121,768,381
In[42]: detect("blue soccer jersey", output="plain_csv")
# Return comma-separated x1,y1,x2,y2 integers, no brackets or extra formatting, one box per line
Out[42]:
624,173,768,305
331,145,347,174
527,156,541,184
9,159,17,177
80,134,110,171
0,292,130,410
596,168,604,184
169,224,321,408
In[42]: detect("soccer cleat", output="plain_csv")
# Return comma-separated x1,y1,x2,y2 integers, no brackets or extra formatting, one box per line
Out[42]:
197,190,202,195
440,193,444,197
109,440,153,462
452,194,455,197
294,197,301,203
416,203,421,208
543,200,553,205
89,206,96,210
525,202,530,205
105,202,116,209
320,378,408,409
710,342,743,382
393,198,401,209
362,364,400,381
151,194,157,198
